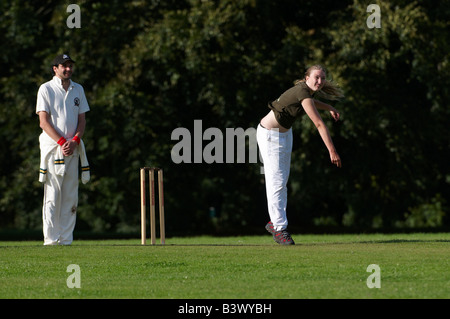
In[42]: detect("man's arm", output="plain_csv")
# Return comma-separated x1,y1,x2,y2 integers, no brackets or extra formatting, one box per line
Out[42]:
38,111,63,142
38,111,86,156
73,113,86,139
63,113,86,156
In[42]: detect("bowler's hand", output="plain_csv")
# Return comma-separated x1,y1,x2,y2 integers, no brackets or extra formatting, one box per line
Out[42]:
330,150,342,168
329,107,340,122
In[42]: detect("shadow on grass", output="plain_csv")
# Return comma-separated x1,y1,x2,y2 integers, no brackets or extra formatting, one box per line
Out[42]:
1,238,449,249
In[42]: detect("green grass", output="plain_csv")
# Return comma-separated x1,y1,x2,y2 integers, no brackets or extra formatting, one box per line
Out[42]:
0,233,449,299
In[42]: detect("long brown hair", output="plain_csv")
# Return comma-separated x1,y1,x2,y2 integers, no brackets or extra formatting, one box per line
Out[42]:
294,65,344,101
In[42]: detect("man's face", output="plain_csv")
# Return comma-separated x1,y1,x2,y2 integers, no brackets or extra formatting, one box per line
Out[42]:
53,61,73,80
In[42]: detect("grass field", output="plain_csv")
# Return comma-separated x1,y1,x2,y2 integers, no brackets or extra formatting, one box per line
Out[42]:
0,233,449,300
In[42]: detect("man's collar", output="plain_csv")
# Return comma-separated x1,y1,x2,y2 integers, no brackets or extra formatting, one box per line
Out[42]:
52,76,73,88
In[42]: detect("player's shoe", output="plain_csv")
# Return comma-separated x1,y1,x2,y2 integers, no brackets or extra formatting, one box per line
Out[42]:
273,229,295,245
265,221,295,245
265,221,275,235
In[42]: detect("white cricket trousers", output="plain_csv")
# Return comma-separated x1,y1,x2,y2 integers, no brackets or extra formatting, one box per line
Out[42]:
42,149,79,245
257,124,293,231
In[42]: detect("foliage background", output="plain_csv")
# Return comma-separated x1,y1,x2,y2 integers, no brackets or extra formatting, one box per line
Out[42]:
1,0,449,236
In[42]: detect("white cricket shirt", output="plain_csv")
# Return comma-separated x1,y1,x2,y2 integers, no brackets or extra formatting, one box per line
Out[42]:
36,76,90,139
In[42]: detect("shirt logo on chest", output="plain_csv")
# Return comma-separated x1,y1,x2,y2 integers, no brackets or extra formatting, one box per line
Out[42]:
74,97,80,107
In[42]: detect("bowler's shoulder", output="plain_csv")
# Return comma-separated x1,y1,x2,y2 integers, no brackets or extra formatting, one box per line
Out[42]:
294,82,313,100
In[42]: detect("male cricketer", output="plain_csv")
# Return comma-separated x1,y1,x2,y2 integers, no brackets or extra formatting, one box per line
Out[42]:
36,54,90,245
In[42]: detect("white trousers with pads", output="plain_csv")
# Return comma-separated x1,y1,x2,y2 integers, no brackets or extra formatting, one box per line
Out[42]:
42,149,79,245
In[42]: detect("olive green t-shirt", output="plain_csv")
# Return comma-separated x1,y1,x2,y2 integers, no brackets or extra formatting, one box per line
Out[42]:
268,82,314,129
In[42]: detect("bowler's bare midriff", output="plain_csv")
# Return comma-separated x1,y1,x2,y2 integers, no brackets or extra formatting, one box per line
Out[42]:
260,111,290,132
